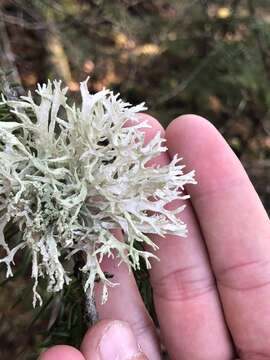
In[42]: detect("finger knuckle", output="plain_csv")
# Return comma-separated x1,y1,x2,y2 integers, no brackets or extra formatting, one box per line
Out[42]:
130,315,156,339
216,258,270,291
237,348,270,359
152,265,215,302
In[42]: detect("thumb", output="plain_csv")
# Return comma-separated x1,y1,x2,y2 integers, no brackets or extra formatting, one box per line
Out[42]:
81,319,149,360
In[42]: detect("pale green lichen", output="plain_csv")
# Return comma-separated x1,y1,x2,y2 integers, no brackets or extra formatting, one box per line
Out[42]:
0,79,196,306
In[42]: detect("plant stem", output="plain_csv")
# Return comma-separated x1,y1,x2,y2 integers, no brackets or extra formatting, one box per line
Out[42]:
84,289,99,327
74,253,99,327
0,7,24,99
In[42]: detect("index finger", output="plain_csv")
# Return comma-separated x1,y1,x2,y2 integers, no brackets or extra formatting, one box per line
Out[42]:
166,115,270,358
39,345,85,360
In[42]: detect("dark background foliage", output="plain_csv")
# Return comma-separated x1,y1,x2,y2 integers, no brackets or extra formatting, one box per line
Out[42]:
0,0,269,359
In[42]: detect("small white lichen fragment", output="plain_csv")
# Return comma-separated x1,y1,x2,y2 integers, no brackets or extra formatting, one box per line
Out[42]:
0,79,196,306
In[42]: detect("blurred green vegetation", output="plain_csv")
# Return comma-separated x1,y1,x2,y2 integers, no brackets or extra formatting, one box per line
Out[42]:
2,0,269,201
0,0,270,358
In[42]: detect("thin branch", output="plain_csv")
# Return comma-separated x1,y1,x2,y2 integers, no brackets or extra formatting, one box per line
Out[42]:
155,45,219,105
247,0,270,82
0,6,24,98
74,253,99,327
0,12,45,30
84,289,99,327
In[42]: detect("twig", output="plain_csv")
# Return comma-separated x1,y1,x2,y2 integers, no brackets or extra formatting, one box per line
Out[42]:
247,0,270,82
0,6,24,99
155,45,219,105
74,253,99,327
84,288,99,327
0,12,45,30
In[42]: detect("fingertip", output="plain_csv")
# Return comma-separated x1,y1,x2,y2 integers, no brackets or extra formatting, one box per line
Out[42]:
127,112,165,145
39,345,85,360
166,114,217,142
165,113,243,185
81,319,147,360
80,319,114,354
137,112,165,136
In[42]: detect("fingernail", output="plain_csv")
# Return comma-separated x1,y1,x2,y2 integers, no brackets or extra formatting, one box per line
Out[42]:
99,321,141,360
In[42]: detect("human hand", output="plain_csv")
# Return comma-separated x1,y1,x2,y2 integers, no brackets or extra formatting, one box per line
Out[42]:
39,114,270,360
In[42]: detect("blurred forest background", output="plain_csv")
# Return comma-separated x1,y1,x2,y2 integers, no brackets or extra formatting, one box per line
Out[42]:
0,0,270,359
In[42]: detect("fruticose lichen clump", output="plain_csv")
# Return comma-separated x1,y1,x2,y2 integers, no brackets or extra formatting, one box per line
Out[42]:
0,79,196,306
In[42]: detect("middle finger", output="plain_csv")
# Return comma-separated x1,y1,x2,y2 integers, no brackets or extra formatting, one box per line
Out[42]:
141,114,233,360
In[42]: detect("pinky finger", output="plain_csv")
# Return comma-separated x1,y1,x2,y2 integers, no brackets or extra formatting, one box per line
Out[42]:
38,345,85,360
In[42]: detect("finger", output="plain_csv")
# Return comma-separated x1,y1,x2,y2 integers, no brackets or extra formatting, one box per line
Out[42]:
139,114,233,359
95,231,161,359
166,114,270,358
81,319,148,360
38,345,85,360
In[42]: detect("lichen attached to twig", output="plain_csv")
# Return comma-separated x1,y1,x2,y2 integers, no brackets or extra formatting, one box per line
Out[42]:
0,79,196,307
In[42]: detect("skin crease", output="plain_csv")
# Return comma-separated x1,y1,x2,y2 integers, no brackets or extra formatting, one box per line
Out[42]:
39,114,270,360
